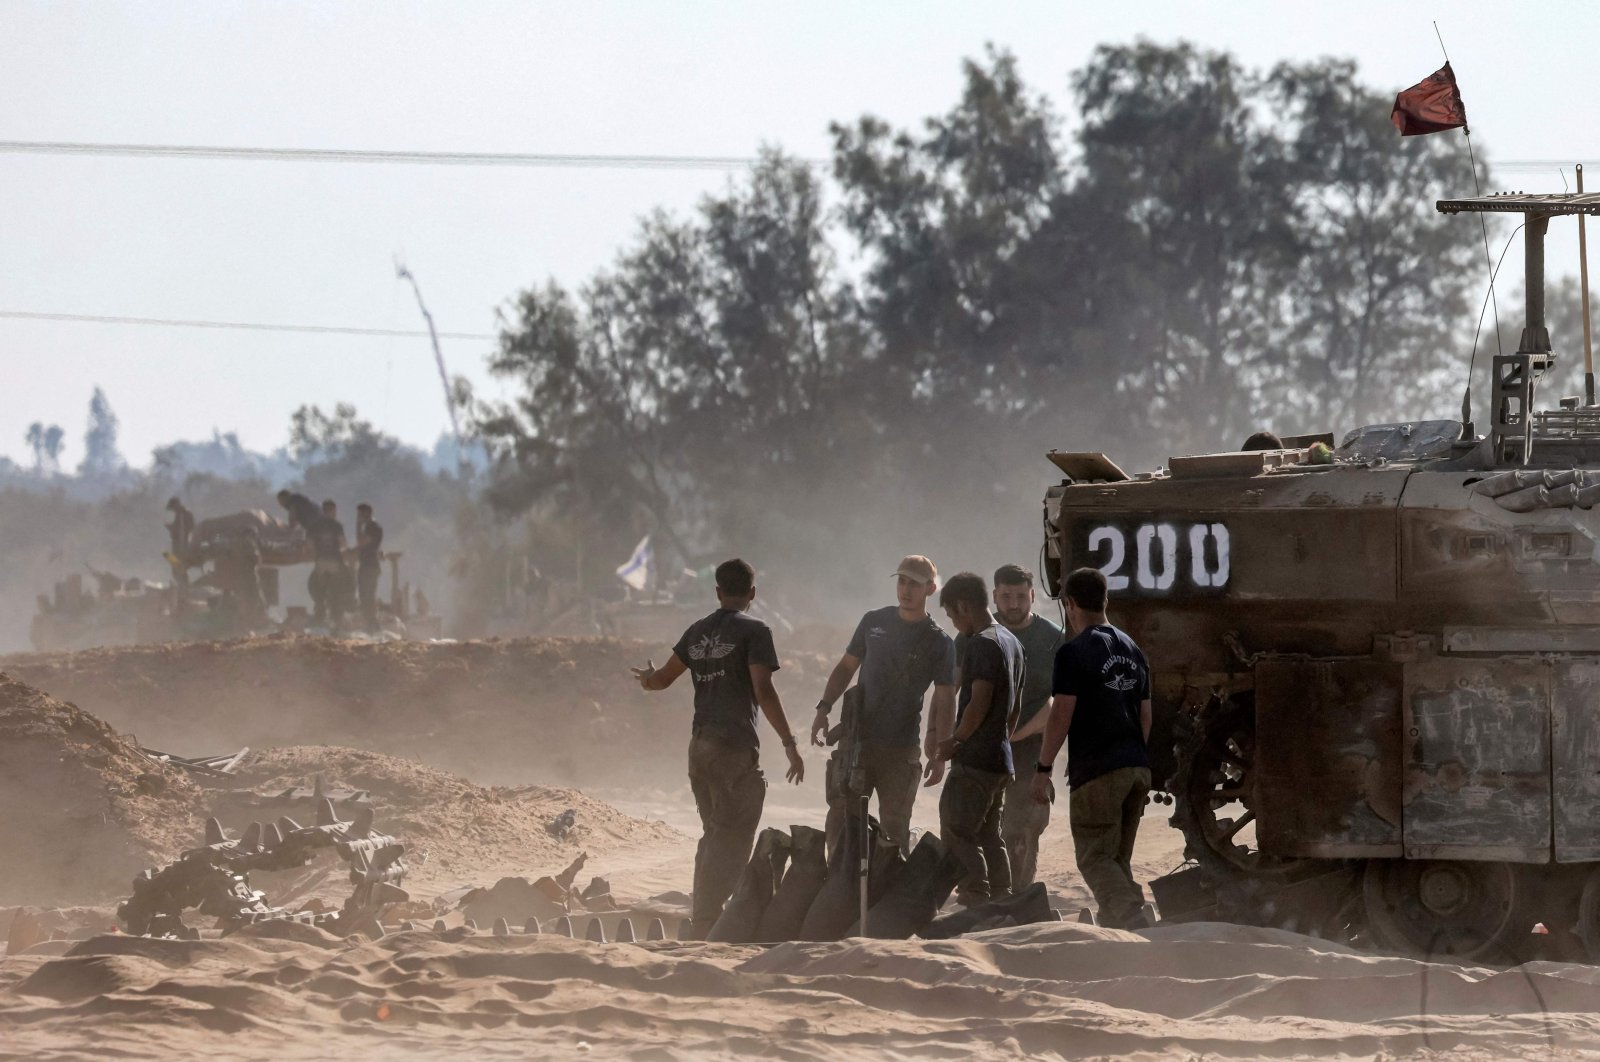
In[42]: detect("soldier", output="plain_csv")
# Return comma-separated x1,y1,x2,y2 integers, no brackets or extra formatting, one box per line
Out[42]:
276,488,319,532
933,572,1024,905
309,499,349,627
632,558,804,938
355,502,384,632
165,497,194,556
810,555,956,856
986,564,1065,888
1031,567,1153,929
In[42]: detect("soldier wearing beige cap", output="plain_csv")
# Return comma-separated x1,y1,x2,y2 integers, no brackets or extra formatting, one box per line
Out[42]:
811,554,957,856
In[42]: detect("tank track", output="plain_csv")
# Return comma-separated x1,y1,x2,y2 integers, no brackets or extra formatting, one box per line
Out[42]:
1168,693,1364,943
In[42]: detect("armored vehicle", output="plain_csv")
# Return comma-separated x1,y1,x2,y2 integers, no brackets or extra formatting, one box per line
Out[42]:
1042,190,1600,962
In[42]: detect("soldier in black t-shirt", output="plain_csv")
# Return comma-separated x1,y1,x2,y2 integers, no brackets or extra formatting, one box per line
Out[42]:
632,558,804,937
932,572,1025,905
307,499,351,627
1031,567,1153,929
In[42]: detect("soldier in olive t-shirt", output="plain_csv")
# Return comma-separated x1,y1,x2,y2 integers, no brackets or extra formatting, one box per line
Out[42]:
990,564,1065,887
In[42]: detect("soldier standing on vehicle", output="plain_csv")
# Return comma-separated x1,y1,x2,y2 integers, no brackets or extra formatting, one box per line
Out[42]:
1031,567,1153,929
355,503,384,632
632,558,804,938
810,555,956,856
277,488,319,532
165,497,194,556
932,572,1024,905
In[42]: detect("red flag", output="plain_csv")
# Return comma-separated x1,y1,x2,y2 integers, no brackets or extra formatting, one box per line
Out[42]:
1391,61,1467,136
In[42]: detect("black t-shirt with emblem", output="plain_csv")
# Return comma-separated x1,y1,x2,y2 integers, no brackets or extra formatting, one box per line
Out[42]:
672,607,780,750
845,605,956,747
1051,623,1151,790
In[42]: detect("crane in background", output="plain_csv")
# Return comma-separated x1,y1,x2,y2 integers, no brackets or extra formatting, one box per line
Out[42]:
395,260,462,446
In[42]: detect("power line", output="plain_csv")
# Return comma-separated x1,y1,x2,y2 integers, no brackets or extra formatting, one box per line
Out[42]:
0,138,1585,176
0,140,825,171
0,309,495,340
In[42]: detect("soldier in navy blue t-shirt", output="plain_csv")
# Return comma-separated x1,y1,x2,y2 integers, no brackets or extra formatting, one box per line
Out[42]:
932,572,1025,905
1031,567,1153,929
632,558,804,937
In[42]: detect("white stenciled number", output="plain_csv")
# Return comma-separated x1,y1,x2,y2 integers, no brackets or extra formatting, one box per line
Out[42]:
1189,523,1230,588
1135,524,1178,591
1087,526,1130,590
1084,521,1231,592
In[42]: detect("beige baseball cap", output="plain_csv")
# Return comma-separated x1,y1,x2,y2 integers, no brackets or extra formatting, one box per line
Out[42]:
891,555,938,586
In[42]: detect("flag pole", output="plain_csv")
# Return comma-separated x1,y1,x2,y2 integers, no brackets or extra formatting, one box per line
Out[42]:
1435,21,1501,434
1580,163,1595,405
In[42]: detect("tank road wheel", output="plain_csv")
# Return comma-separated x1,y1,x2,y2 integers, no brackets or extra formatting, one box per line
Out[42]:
1362,859,1531,962
1170,694,1294,883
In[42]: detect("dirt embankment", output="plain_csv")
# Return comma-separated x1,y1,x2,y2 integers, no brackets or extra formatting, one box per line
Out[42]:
0,672,205,905
0,667,687,909
3,636,835,790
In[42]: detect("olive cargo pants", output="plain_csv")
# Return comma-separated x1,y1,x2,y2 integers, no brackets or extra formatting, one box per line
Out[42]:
1002,734,1051,887
688,733,766,932
939,762,1013,904
1070,765,1151,928
825,742,921,857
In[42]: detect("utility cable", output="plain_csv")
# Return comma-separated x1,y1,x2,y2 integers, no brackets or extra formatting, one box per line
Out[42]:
0,140,826,171
0,309,494,340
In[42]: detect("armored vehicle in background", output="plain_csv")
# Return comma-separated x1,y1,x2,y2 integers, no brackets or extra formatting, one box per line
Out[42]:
1042,190,1600,962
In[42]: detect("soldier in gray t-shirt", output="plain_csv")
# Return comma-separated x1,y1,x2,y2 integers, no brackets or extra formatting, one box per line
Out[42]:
810,555,956,856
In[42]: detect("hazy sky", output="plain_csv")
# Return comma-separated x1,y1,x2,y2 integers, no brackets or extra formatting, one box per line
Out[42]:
4,0,1598,469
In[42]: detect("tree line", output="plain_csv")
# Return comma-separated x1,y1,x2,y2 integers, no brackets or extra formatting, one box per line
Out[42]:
470,41,1489,613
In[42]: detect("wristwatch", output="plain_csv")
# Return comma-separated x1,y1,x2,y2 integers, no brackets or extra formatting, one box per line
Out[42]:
1036,761,1053,774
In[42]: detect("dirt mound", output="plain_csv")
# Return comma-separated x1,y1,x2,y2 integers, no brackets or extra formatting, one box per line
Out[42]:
0,672,204,905
3,635,834,789
221,745,683,898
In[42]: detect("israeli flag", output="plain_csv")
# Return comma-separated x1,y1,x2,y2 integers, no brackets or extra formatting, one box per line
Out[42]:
616,535,653,591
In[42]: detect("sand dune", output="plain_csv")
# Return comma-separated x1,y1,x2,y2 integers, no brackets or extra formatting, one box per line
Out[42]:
3,921,1596,1059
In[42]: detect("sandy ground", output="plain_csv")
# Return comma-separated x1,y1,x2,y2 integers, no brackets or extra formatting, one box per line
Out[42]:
4,639,1599,1058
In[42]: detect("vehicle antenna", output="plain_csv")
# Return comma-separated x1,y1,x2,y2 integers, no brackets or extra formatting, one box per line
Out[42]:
1580,164,1595,405
1435,22,1501,437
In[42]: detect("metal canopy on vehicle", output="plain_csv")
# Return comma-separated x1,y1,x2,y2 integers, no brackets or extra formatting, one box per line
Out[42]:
1437,192,1600,216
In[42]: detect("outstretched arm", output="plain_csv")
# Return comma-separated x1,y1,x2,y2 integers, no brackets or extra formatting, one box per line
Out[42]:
632,653,687,691
752,664,804,784
810,652,861,745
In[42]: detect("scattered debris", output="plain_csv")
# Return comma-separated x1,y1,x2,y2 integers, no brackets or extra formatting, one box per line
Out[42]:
117,799,409,939
135,745,251,784
547,808,577,841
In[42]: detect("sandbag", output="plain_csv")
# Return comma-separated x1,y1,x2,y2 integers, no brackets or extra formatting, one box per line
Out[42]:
799,811,887,941
754,825,827,943
706,827,791,943
846,832,964,939
918,880,1055,939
